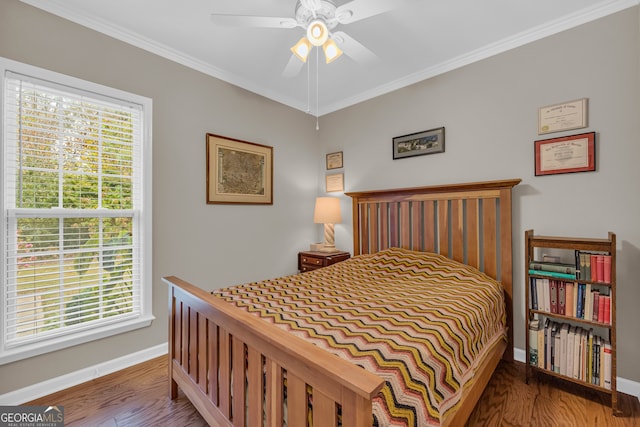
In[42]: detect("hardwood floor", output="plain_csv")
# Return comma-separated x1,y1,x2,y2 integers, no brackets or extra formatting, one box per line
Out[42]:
27,356,640,426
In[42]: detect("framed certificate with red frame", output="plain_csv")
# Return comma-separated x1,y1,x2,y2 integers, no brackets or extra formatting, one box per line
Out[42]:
534,132,595,176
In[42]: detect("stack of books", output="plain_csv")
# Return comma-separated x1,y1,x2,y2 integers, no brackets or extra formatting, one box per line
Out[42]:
528,251,612,284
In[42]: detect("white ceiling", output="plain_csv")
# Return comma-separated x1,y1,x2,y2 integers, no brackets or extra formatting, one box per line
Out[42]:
21,0,637,116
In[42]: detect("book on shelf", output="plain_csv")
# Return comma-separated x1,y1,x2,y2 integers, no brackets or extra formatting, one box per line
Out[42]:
559,323,570,376
591,256,598,282
566,282,575,318
596,256,605,283
584,283,592,321
577,283,585,319
529,261,578,275
545,319,552,371
603,256,612,283
550,280,558,314
603,342,612,389
567,326,575,378
603,295,611,324
528,269,577,280
572,326,581,380
529,278,538,310
529,319,539,366
542,278,550,312
552,322,560,373
558,282,566,315
538,322,545,369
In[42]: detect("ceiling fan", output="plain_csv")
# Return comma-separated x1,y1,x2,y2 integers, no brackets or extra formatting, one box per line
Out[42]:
211,0,402,77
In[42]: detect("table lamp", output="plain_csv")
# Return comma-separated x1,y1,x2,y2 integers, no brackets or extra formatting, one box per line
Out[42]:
313,197,342,252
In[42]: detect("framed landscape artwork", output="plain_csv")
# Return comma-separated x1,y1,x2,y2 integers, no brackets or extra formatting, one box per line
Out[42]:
206,133,273,204
393,127,445,160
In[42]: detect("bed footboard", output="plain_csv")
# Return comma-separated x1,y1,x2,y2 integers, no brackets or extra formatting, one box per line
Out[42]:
164,276,385,427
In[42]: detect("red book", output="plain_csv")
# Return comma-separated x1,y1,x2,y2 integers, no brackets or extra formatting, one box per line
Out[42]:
565,282,574,317
603,255,612,283
590,255,598,282
592,291,599,322
598,293,605,323
558,282,566,315
596,255,605,282
550,280,558,314
603,296,611,324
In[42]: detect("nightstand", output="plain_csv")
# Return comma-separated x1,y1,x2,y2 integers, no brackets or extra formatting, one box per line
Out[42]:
298,250,350,273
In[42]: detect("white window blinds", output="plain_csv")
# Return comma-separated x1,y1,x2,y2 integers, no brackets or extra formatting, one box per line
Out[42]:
1,60,153,364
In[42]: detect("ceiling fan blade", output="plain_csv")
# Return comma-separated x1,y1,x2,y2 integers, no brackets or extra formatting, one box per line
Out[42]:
282,54,305,78
332,31,378,66
210,14,298,29
335,0,402,25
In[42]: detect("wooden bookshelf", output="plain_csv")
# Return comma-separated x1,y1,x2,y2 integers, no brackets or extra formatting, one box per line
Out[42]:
524,229,620,415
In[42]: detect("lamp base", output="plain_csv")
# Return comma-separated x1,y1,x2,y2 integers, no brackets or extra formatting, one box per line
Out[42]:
309,242,324,251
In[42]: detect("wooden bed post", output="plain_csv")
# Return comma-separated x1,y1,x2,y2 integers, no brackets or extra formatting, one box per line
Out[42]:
500,187,515,362
168,285,178,400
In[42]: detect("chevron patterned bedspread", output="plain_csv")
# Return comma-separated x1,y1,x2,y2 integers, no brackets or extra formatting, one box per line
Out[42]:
213,247,506,426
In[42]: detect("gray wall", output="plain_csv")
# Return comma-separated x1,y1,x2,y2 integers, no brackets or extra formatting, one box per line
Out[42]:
320,7,640,384
0,0,320,394
1,0,639,394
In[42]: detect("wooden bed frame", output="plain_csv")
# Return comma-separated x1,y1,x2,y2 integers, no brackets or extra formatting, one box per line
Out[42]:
163,178,520,427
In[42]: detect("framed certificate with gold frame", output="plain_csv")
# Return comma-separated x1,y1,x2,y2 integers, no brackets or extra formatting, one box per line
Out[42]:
538,98,588,135
325,173,344,192
326,151,343,170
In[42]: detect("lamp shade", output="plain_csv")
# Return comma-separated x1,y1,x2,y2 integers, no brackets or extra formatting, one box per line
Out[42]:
322,39,343,63
291,37,311,62
313,197,342,224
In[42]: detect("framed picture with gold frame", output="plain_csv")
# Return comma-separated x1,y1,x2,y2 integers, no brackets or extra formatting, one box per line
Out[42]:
206,133,273,204
326,151,343,170
325,173,344,192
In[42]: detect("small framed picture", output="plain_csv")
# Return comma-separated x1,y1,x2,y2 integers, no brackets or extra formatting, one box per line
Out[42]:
534,132,595,176
326,173,344,192
393,127,445,160
326,151,343,170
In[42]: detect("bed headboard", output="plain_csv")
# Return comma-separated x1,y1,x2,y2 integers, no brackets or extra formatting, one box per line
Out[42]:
346,179,521,361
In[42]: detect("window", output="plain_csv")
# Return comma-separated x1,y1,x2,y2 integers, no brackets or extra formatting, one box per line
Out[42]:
1,58,153,364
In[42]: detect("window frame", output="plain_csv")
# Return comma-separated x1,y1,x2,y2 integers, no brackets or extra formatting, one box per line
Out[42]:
0,56,154,365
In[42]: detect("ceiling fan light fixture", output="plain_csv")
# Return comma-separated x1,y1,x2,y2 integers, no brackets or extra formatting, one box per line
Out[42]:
322,39,343,63
306,19,328,46
291,37,311,62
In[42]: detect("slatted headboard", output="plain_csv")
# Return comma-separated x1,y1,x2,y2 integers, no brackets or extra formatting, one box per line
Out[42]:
346,179,521,361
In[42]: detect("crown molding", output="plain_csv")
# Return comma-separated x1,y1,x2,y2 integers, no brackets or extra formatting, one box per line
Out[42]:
20,0,640,116
320,0,639,115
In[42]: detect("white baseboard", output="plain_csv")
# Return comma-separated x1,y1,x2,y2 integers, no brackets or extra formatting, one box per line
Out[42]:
513,346,640,400
2,344,637,406
0,342,168,405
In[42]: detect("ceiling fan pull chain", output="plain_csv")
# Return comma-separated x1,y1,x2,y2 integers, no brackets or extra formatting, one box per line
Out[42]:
316,48,320,131
306,52,311,115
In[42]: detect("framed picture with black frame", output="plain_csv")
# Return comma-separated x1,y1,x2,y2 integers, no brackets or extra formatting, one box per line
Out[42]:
393,127,445,160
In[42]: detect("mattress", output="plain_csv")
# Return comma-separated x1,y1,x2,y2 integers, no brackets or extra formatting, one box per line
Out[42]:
213,247,506,426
